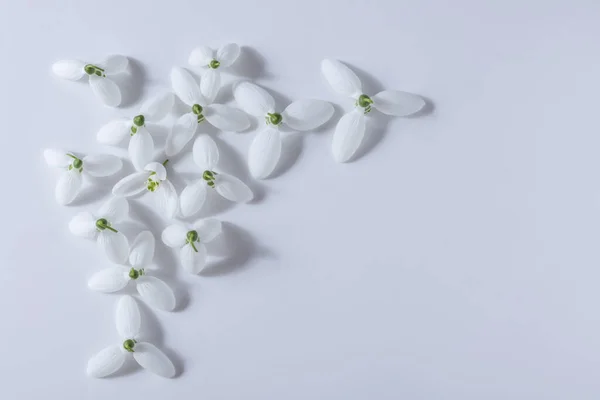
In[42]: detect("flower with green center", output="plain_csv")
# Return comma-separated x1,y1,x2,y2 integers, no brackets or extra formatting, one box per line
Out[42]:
51,55,128,107
321,58,426,163
44,149,123,205
87,295,176,378
233,81,334,179
162,218,223,274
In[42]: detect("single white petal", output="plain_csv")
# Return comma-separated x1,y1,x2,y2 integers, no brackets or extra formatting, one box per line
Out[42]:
129,128,154,171
112,172,148,197
216,43,240,67
165,113,197,156
87,345,127,378
140,92,174,122
193,219,222,243
321,59,362,98
129,231,155,268
89,75,121,107
162,224,188,248
116,295,140,338
204,104,250,132
52,60,85,80
68,211,97,239
44,149,71,168
133,342,175,378
192,135,219,170
83,154,122,177
180,243,207,274
55,169,83,205
215,173,253,203
97,196,129,222
101,55,128,75
332,110,366,163
233,81,275,116
97,119,131,145
144,162,167,181
155,180,178,219
189,46,214,67
372,90,425,117
282,99,334,131
170,66,204,106
136,276,176,311
248,127,281,179
179,180,208,218
88,267,130,293
98,231,129,264
200,69,221,105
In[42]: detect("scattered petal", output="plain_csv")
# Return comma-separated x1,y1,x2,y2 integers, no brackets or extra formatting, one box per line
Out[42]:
87,345,127,378
133,342,175,378
248,126,281,179
321,59,362,98
200,68,220,104
102,55,128,75
88,267,130,293
193,219,222,243
129,128,154,171
233,81,275,116
52,60,85,80
204,104,250,132
217,43,240,67
116,295,140,339
165,113,198,156
192,134,219,170
283,99,334,131
170,67,204,106
55,169,83,205
155,180,178,219
129,231,155,268
112,172,148,197
136,276,176,311
68,211,97,239
98,230,129,264
83,154,122,177
97,196,129,222
97,119,131,145
180,243,207,274
189,46,213,67
179,180,208,218
215,173,253,203
44,149,71,168
372,90,425,116
162,224,188,248
89,75,121,107
140,92,174,122
331,110,366,163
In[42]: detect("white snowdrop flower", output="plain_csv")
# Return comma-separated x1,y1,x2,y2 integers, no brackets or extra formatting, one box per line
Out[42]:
97,92,175,170
44,149,122,205
112,161,178,219
321,59,426,162
233,81,334,179
166,66,250,156
188,43,240,101
162,218,222,274
51,55,128,107
69,197,130,264
87,295,175,378
88,231,176,311
179,135,253,217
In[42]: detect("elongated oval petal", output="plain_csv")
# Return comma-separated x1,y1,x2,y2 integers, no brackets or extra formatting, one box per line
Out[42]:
144,162,167,181
83,154,122,177
129,128,154,171
97,119,131,145
193,219,222,243
372,90,425,116
52,60,85,80
87,345,127,378
112,172,148,197
116,295,140,338
133,342,175,378
97,196,129,222
165,113,197,156
69,211,97,239
88,267,130,293
321,59,362,98
136,276,176,311
233,81,275,116
215,173,253,203
140,92,174,122
200,68,220,105
192,135,219,170
189,46,213,67
331,110,366,163
89,75,121,107
283,99,334,131
170,67,204,106
162,224,187,248
180,243,207,274
204,104,250,132
44,149,71,168
179,180,208,218
55,169,83,205
248,127,281,179
156,180,178,219
129,231,155,268
102,55,128,75
217,43,240,67
98,231,129,264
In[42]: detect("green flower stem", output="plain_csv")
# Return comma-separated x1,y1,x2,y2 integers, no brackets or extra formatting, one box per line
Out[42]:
95,218,118,233
189,241,199,253
162,159,169,167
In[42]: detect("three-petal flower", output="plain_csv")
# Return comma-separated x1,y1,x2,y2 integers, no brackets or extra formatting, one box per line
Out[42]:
188,43,241,100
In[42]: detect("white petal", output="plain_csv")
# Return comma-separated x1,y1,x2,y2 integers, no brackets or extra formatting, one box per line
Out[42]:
216,43,240,67
44,149,71,168
180,243,207,274
97,196,129,222
98,230,129,264
372,90,425,116
69,211,97,239
332,110,367,163
101,55,128,75
321,59,362,98
193,218,222,243
83,154,122,177
97,119,131,145
283,99,334,131
233,81,275,116
170,66,204,106
204,104,250,132
189,46,214,67
52,60,85,80
88,267,130,293
89,75,121,107
140,92,174,122
165,113,197,156
155,180,178,219
87,345,127,378
133,342,175,378
116,295,140,338
200,68,220,105
136,276,176,311
144,162,167,181
248,127,281,179
55,169,83,205
129,231,155,268
179,180,208,218
129,128,154,171
215,173,253,203
162,224,188,248
112,172,148,197
192,135,219,170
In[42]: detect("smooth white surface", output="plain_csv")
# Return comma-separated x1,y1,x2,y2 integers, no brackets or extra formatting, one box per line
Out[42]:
2,0,600,398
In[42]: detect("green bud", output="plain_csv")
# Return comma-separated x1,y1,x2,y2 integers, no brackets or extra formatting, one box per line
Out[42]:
128,268,140,280
123,339,136,352
72,158,83,169
192,104,203,115
266,113,283,126
84,64,95,75
209,59,221,69
357,94,374,114
133,115,145,127
95,218,108,230
187,230,199,242
147,178,160,192
202,170,215,181
130,126,137,135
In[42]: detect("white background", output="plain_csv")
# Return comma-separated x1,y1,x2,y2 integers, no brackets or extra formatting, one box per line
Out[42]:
1,0,600,398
